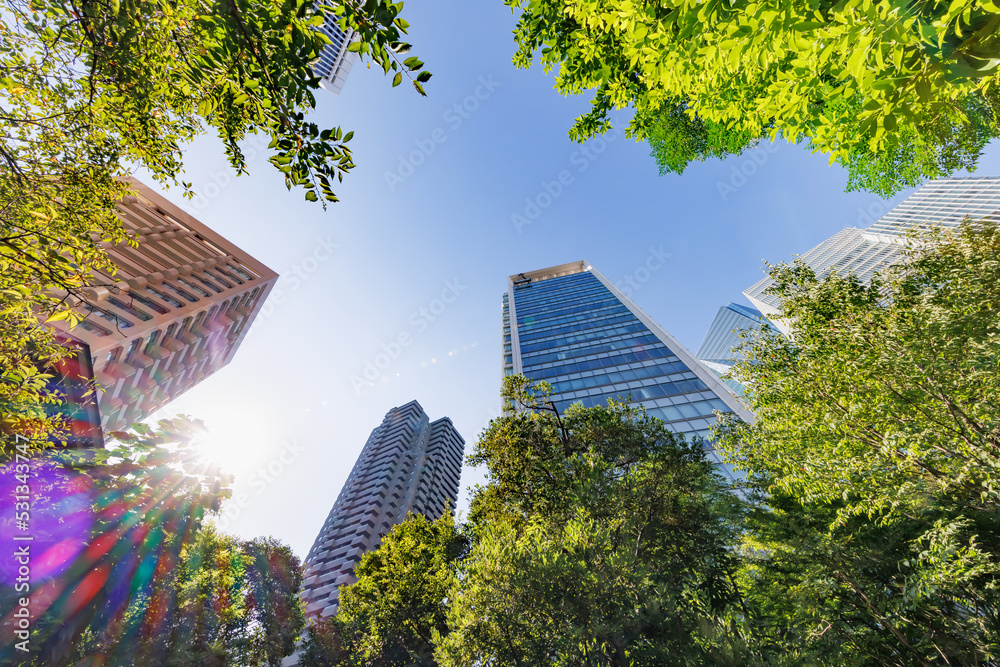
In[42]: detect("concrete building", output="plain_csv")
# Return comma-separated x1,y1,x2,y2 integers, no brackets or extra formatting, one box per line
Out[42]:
313,14,356,95
300,401,464,619
744,177,1000,334
503,261,751,442
44,340,106,448
45,179,277,437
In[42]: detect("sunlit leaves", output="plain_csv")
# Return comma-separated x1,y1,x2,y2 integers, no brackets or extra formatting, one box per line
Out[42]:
325,513,466,667
0,417,237,663
715,220,1000,663
332,0,430,97
505,0,1000,195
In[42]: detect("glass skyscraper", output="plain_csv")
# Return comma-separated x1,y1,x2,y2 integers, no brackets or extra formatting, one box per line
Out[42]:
502,261,750,441
696,302,773,395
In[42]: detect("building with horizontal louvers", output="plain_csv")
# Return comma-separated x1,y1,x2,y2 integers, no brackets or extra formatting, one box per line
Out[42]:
744,177,1000,335
313,12,357,95
44,179,277,437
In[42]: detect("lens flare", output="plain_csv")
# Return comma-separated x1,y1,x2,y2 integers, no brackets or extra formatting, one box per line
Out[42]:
0,448,217,664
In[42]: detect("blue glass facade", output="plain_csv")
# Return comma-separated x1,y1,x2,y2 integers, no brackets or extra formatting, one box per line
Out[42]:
504,263,749,440
696,302,772,395
697,303,769,367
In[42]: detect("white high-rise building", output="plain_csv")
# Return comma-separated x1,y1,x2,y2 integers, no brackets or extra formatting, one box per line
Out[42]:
744,177,1000,334
313,13,357,95
865,177,1000,239
300,401,464,619
743,227,902,333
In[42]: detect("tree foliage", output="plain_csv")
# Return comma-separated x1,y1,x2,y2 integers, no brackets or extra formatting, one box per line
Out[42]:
298,380,752,666
240,536,307,666
440,378,753,666
645,102,771,177
0,0,428,448
302,513,466,667
505,0,1000,195
301,615,352,667
0,417,231,663
717,220,1000,664
129,528,304,667
291,223,1000,666
338,513,465,667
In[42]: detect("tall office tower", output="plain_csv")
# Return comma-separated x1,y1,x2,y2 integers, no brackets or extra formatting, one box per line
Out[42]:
45,179,277,437
300,401,464,619
696,302,772,394
313,13,356,95
503,262,751,441
744,177,1000,334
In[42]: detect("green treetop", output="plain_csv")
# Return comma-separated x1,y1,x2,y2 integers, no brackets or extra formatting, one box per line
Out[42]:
716,220,1000,664
504,0,1000,196
440,378,754,666
299,512,467,667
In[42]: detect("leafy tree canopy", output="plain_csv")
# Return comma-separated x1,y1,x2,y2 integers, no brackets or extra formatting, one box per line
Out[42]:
0,417,229,663
505,0,1000,195
717,220,1000,664
0,417,304,666
441,378,754,666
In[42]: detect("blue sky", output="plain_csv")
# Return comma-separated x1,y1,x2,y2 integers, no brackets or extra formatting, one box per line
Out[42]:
147,0,1000,557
